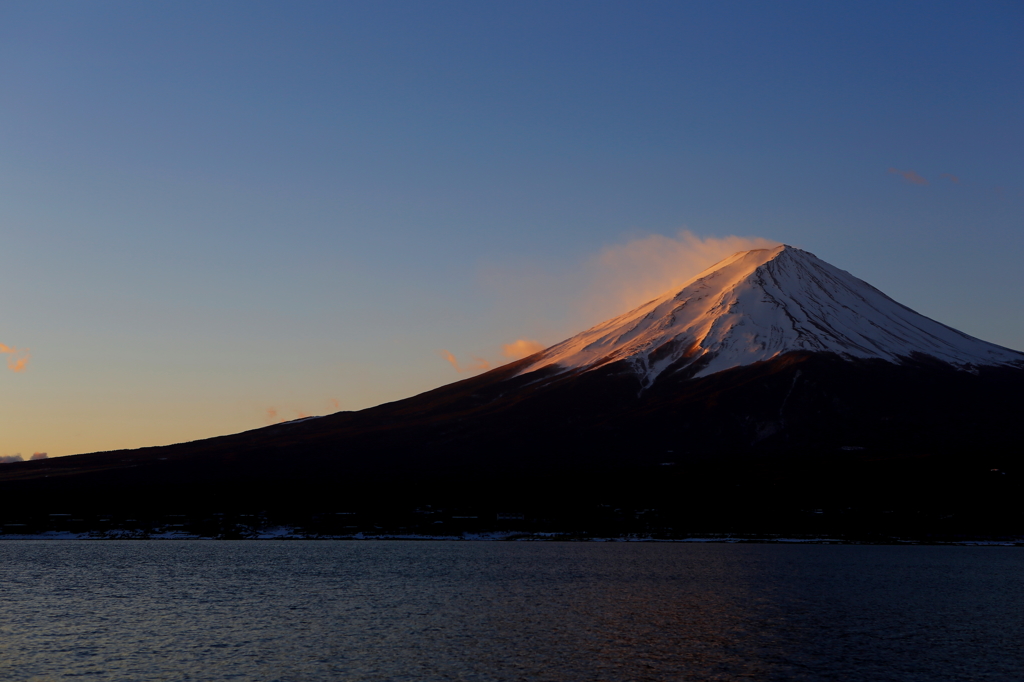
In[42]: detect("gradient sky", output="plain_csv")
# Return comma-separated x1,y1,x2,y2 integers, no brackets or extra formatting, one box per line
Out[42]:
2,1,1022,458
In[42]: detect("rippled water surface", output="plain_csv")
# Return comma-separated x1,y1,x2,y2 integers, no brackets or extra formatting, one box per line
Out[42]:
1,541,1021,681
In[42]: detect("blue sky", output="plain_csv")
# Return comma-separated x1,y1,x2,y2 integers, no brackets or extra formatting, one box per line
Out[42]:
2,1,1022,457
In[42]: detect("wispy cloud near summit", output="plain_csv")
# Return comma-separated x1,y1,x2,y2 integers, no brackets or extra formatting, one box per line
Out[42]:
460,231,778,376
584,230,780,319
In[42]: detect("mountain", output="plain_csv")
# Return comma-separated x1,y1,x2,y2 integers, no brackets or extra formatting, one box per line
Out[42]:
519,245,1023,385
2,245,1023,536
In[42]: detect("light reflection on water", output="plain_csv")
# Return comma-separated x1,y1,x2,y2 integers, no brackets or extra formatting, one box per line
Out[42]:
0,542,1021,681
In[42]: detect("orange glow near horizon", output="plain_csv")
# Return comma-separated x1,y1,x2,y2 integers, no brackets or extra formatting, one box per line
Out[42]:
263,406,320,425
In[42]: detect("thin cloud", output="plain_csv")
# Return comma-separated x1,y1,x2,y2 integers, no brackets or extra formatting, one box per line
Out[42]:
0,343,30,372
440,350,459,370
8,352,30,373
327,398,340,411
888,167,929,185
940,173,960,183
30,452,48,460
584,230,780,320
502,339,545,359
265,407,279,423
440,349,491,374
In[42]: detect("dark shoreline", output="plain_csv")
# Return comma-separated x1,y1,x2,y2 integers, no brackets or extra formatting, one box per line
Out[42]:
3,530,1022,545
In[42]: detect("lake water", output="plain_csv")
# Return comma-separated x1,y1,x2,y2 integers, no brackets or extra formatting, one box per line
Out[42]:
1,541,1021,681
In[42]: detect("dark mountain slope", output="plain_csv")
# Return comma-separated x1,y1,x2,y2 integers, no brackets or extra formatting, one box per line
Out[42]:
2,351,1022,531
3,245,1023,534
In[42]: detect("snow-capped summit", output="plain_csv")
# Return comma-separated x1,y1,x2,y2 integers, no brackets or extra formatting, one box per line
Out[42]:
519,244,1024,386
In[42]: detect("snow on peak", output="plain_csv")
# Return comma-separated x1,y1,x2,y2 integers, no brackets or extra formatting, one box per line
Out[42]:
518,244,1024,385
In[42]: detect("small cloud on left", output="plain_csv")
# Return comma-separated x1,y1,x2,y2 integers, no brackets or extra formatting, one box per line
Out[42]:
1,452,48,464
0,342,30,373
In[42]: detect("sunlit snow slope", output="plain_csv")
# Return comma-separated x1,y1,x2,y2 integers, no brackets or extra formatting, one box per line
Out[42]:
520,245,1024,386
